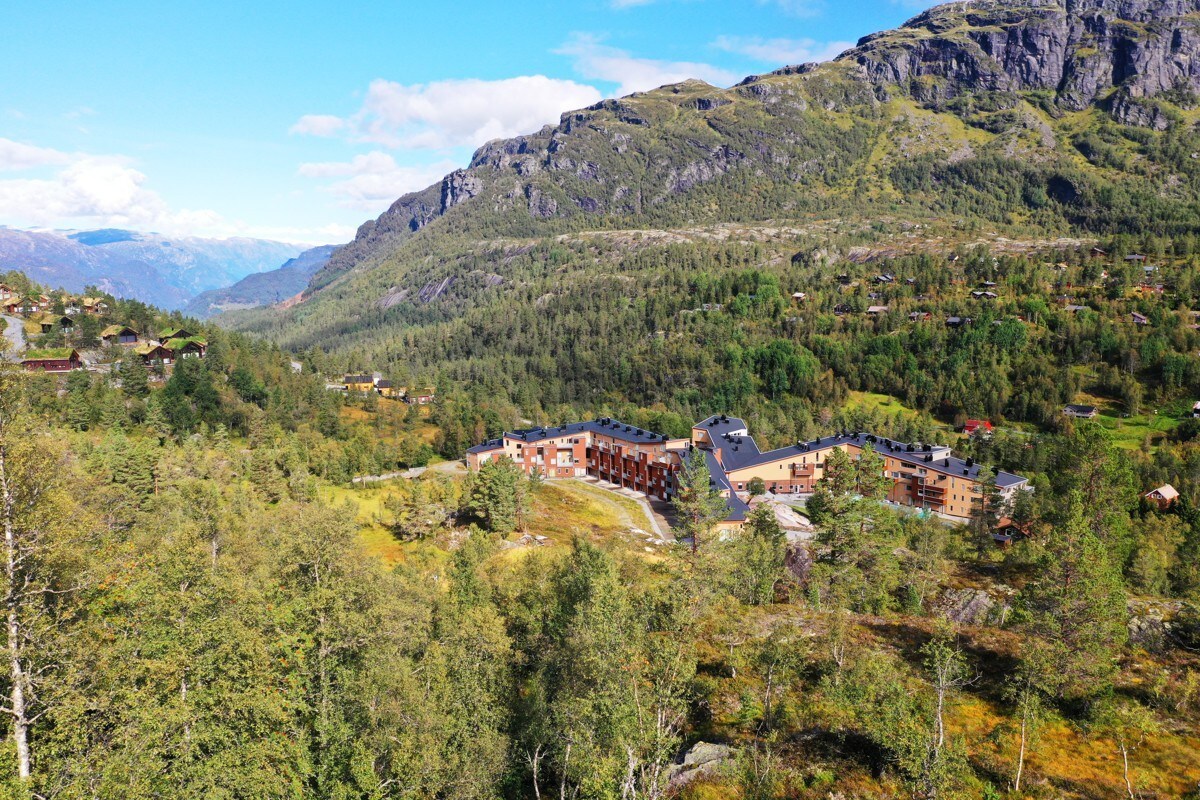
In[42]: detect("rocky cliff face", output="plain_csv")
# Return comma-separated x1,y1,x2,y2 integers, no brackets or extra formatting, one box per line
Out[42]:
844,0,1200,125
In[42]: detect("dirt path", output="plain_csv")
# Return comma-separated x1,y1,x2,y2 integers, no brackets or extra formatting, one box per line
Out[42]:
0,315,25,361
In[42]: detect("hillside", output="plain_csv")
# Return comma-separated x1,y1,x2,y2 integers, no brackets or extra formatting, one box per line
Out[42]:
0,227,306,309
4,263,1200,799
186,244,337,319
223,0,1200,429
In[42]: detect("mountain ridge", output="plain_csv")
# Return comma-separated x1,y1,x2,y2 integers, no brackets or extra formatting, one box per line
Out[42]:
231,0,1200,382
305,0,1200,298
0,227,307,309
186,244,338,319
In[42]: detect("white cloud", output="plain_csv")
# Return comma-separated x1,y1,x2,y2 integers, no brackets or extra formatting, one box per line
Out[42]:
290,114,347,137
0,140,344,244
712,35,853,65
292,76,603,151
0,154,224,235
0,138,72,171
298,151,458,211
556,34,738,96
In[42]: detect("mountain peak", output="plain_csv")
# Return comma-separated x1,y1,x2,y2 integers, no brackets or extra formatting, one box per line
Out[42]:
844,0,1200,126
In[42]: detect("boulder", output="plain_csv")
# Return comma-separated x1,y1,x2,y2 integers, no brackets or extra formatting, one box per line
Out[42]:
667,742,733,789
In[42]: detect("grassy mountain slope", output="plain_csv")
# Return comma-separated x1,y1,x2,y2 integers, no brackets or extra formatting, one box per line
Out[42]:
226,0,1200,418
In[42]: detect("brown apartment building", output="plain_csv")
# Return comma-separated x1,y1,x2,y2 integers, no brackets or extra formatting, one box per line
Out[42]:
467,415,1030,526
466,418,690,499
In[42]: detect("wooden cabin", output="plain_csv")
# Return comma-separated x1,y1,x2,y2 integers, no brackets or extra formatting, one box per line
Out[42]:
159,327,196,341
344,374,375,393
135,343,172,366
165,337,207,360
963,419,993,437
1064,404,1099,419
81,297,109,315
33,313,74,334
1143,484,1180,510
375,380,405,399
101,325,139,346
406,388,436,405
21,348,82,373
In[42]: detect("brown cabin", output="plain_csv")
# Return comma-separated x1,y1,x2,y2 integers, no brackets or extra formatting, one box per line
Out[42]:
21,349,82,373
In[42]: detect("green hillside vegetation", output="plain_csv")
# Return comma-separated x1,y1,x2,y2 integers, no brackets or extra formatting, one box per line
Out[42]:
2,340,1200,797
13,1,1200,796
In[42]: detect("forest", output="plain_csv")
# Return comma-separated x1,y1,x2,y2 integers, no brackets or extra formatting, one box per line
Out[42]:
0,267,1198,799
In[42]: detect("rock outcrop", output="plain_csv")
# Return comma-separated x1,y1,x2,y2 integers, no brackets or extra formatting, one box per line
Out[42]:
666,742,733,789
844,0,1200,119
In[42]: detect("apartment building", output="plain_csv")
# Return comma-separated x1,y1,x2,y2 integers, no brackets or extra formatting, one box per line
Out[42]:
467,414,1029,526
692,415,1029,519
466,419,689,499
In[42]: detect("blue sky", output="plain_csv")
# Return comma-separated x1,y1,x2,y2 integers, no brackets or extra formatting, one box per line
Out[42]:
0,0,934,244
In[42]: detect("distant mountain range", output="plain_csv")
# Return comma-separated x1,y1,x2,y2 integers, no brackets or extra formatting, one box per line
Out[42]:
0,228,313,309
184,244,338,319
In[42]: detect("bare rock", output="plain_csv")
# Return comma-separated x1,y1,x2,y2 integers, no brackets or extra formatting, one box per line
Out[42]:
667,742,733,789
842,0,1200,128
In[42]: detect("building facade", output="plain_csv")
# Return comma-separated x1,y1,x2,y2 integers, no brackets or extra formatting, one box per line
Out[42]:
467,419,689,499
468,414,1030,527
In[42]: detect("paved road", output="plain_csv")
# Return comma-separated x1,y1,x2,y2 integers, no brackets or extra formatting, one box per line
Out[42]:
0,315,25,361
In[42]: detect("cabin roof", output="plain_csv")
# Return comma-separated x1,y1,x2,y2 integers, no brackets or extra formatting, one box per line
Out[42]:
23,348,78,361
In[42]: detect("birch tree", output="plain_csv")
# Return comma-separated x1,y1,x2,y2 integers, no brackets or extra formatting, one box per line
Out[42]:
0,366,72,785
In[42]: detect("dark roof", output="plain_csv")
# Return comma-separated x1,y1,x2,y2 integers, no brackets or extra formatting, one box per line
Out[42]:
507,418,673,446
344,375,374,384
467,439,504,455
1065,404,1097,413
695,414,750,437
995,472,1029,489
692,448,748,523
375,380,393,389
711,429,1026,486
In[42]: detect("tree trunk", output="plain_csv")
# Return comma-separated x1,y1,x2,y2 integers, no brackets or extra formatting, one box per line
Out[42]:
1120,743,1134,800
560,743,572,800
527,746,543,800
1013,708,1026,792
935,683,946,750
1,443,31,781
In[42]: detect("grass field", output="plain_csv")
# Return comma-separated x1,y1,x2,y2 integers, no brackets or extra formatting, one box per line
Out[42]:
844,391,957,436
1072,389,1184,450
325,476,663,568
528,480,658,545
